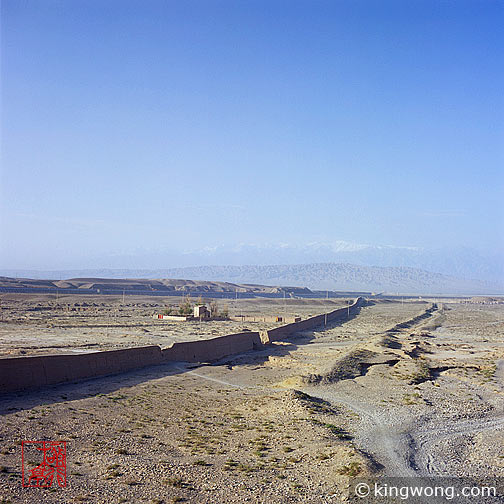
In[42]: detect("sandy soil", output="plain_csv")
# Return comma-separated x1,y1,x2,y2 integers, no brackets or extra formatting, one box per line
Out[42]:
1,298,504,503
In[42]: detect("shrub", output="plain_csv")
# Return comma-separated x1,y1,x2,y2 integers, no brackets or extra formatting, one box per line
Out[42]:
209,300,219,318
338,462,361,476
179,295,193,316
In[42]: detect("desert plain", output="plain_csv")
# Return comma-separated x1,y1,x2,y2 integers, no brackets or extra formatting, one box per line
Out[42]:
1,293,504,503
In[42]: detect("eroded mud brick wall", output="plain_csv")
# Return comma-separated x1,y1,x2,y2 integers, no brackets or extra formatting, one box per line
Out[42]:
162,331,262,363
263,297,364,343
0,346,163,393
0,298,364,393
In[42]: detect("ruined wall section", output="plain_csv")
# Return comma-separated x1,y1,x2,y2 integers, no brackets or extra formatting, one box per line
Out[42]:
0,346,162,393
161,331,262,363
261,297,363,343
0,298,364,393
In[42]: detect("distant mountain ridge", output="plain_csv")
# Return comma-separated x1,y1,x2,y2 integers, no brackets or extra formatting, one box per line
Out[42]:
3,241,502,285
179,242,503,284
152,263,502,295
2,263,502,295
0,276,311,295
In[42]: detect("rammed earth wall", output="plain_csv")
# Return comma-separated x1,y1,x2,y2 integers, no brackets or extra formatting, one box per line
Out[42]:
0,298,364,393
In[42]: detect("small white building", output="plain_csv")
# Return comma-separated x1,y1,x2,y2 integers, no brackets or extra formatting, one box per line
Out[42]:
194,305,210,318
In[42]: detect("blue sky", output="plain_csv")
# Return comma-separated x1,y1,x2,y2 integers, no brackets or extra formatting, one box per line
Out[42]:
1,0,503,269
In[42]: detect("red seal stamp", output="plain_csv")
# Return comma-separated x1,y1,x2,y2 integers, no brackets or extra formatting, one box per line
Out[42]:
22,441,67,488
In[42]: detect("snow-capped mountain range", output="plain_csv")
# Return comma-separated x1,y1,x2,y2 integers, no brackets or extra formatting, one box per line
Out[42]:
175,241,502,284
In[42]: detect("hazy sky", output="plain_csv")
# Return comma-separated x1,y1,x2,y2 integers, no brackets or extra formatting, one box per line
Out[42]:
1,0,503,269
